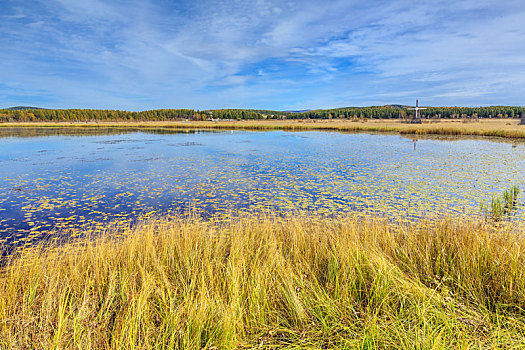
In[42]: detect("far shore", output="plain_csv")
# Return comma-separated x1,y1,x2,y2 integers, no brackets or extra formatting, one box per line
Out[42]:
1,118,525,139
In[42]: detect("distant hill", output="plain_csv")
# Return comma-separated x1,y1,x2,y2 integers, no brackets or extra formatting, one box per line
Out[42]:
384,104,410,109
305,105,412,111
6,106,46,111
282,109,311,113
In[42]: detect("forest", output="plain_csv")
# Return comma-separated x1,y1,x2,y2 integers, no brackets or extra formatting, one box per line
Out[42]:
0,106,524,122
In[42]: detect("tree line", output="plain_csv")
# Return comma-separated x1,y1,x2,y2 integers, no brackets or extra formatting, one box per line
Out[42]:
294,106,525,120
1,106,524,122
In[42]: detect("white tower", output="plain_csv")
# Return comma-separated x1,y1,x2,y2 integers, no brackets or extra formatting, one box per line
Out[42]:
407,100,426,123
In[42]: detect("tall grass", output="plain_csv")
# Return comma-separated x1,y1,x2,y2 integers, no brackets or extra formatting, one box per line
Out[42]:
2,119,525,139
481,185,520,222
1,214,525,348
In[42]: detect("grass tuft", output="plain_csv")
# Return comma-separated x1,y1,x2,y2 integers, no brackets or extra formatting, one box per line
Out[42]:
1,214,525,348
481,186,520,222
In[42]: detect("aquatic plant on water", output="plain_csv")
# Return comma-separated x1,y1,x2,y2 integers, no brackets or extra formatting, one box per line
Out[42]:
481,185,520,222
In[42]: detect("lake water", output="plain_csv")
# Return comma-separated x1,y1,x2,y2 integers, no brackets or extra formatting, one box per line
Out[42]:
1,128,524,245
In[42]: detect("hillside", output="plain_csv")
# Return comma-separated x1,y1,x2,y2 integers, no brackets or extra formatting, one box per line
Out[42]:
6,106,46,111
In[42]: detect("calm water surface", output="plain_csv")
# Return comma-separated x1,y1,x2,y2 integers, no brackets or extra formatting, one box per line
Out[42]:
1,128,524,245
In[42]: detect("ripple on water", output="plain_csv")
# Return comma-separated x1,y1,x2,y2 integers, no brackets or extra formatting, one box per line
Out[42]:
0,128,524,247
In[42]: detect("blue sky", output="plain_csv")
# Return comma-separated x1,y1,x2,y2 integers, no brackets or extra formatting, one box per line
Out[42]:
1,0,525,110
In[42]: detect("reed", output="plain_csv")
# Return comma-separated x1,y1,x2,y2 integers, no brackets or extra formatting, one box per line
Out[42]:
2,118,525,139
1,214,525,348
481,185,520,222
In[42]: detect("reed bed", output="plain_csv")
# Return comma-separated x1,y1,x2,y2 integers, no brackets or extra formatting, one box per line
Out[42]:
2,119,525,139
1,214,525,349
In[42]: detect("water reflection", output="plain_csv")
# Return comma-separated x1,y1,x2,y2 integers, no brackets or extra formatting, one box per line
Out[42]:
0,128,524,247
0,127,223,139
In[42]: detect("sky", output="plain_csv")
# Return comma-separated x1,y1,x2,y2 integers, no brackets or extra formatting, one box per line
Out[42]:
1,0,525,110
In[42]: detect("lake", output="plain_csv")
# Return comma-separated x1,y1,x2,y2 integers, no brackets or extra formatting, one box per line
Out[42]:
1,127,524,246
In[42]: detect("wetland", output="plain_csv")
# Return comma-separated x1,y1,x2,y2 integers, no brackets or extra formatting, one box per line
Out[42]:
1,127,524,246
3,126,525,348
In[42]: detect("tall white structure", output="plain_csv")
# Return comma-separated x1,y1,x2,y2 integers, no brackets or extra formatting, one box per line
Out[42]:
407,99,426,123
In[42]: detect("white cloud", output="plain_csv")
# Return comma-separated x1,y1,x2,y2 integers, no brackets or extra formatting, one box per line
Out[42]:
1,0,525,109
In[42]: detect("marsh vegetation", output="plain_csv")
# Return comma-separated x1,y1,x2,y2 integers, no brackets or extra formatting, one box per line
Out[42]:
481,186,520,222
1,128,524,348
3,118,525,139
1,214,525,348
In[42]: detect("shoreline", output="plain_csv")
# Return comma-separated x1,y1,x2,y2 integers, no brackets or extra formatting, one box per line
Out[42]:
1,118,525,139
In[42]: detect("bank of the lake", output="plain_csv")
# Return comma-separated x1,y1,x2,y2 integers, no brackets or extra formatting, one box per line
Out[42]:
2,118,525,139
1,214,525,348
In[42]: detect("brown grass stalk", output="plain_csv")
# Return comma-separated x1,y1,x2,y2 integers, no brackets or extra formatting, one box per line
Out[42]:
1,214,525,348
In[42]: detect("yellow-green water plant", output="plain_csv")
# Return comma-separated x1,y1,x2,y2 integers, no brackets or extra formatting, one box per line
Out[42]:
481,185,520,222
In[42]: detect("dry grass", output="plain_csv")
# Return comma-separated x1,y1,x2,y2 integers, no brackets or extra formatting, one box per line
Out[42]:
1,214,525,349
1,118,525,139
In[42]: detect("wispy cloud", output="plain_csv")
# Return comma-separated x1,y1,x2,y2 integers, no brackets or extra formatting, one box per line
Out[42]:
1,0,524,109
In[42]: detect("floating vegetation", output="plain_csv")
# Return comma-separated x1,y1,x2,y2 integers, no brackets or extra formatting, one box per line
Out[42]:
0,128,524,247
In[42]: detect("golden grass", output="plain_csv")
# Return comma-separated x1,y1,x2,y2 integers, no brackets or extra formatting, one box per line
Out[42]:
2,118,525,139
1,214,525,349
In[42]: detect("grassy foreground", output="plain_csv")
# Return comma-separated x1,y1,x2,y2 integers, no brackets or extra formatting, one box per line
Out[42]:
2,118,525,139
1,214,525,349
